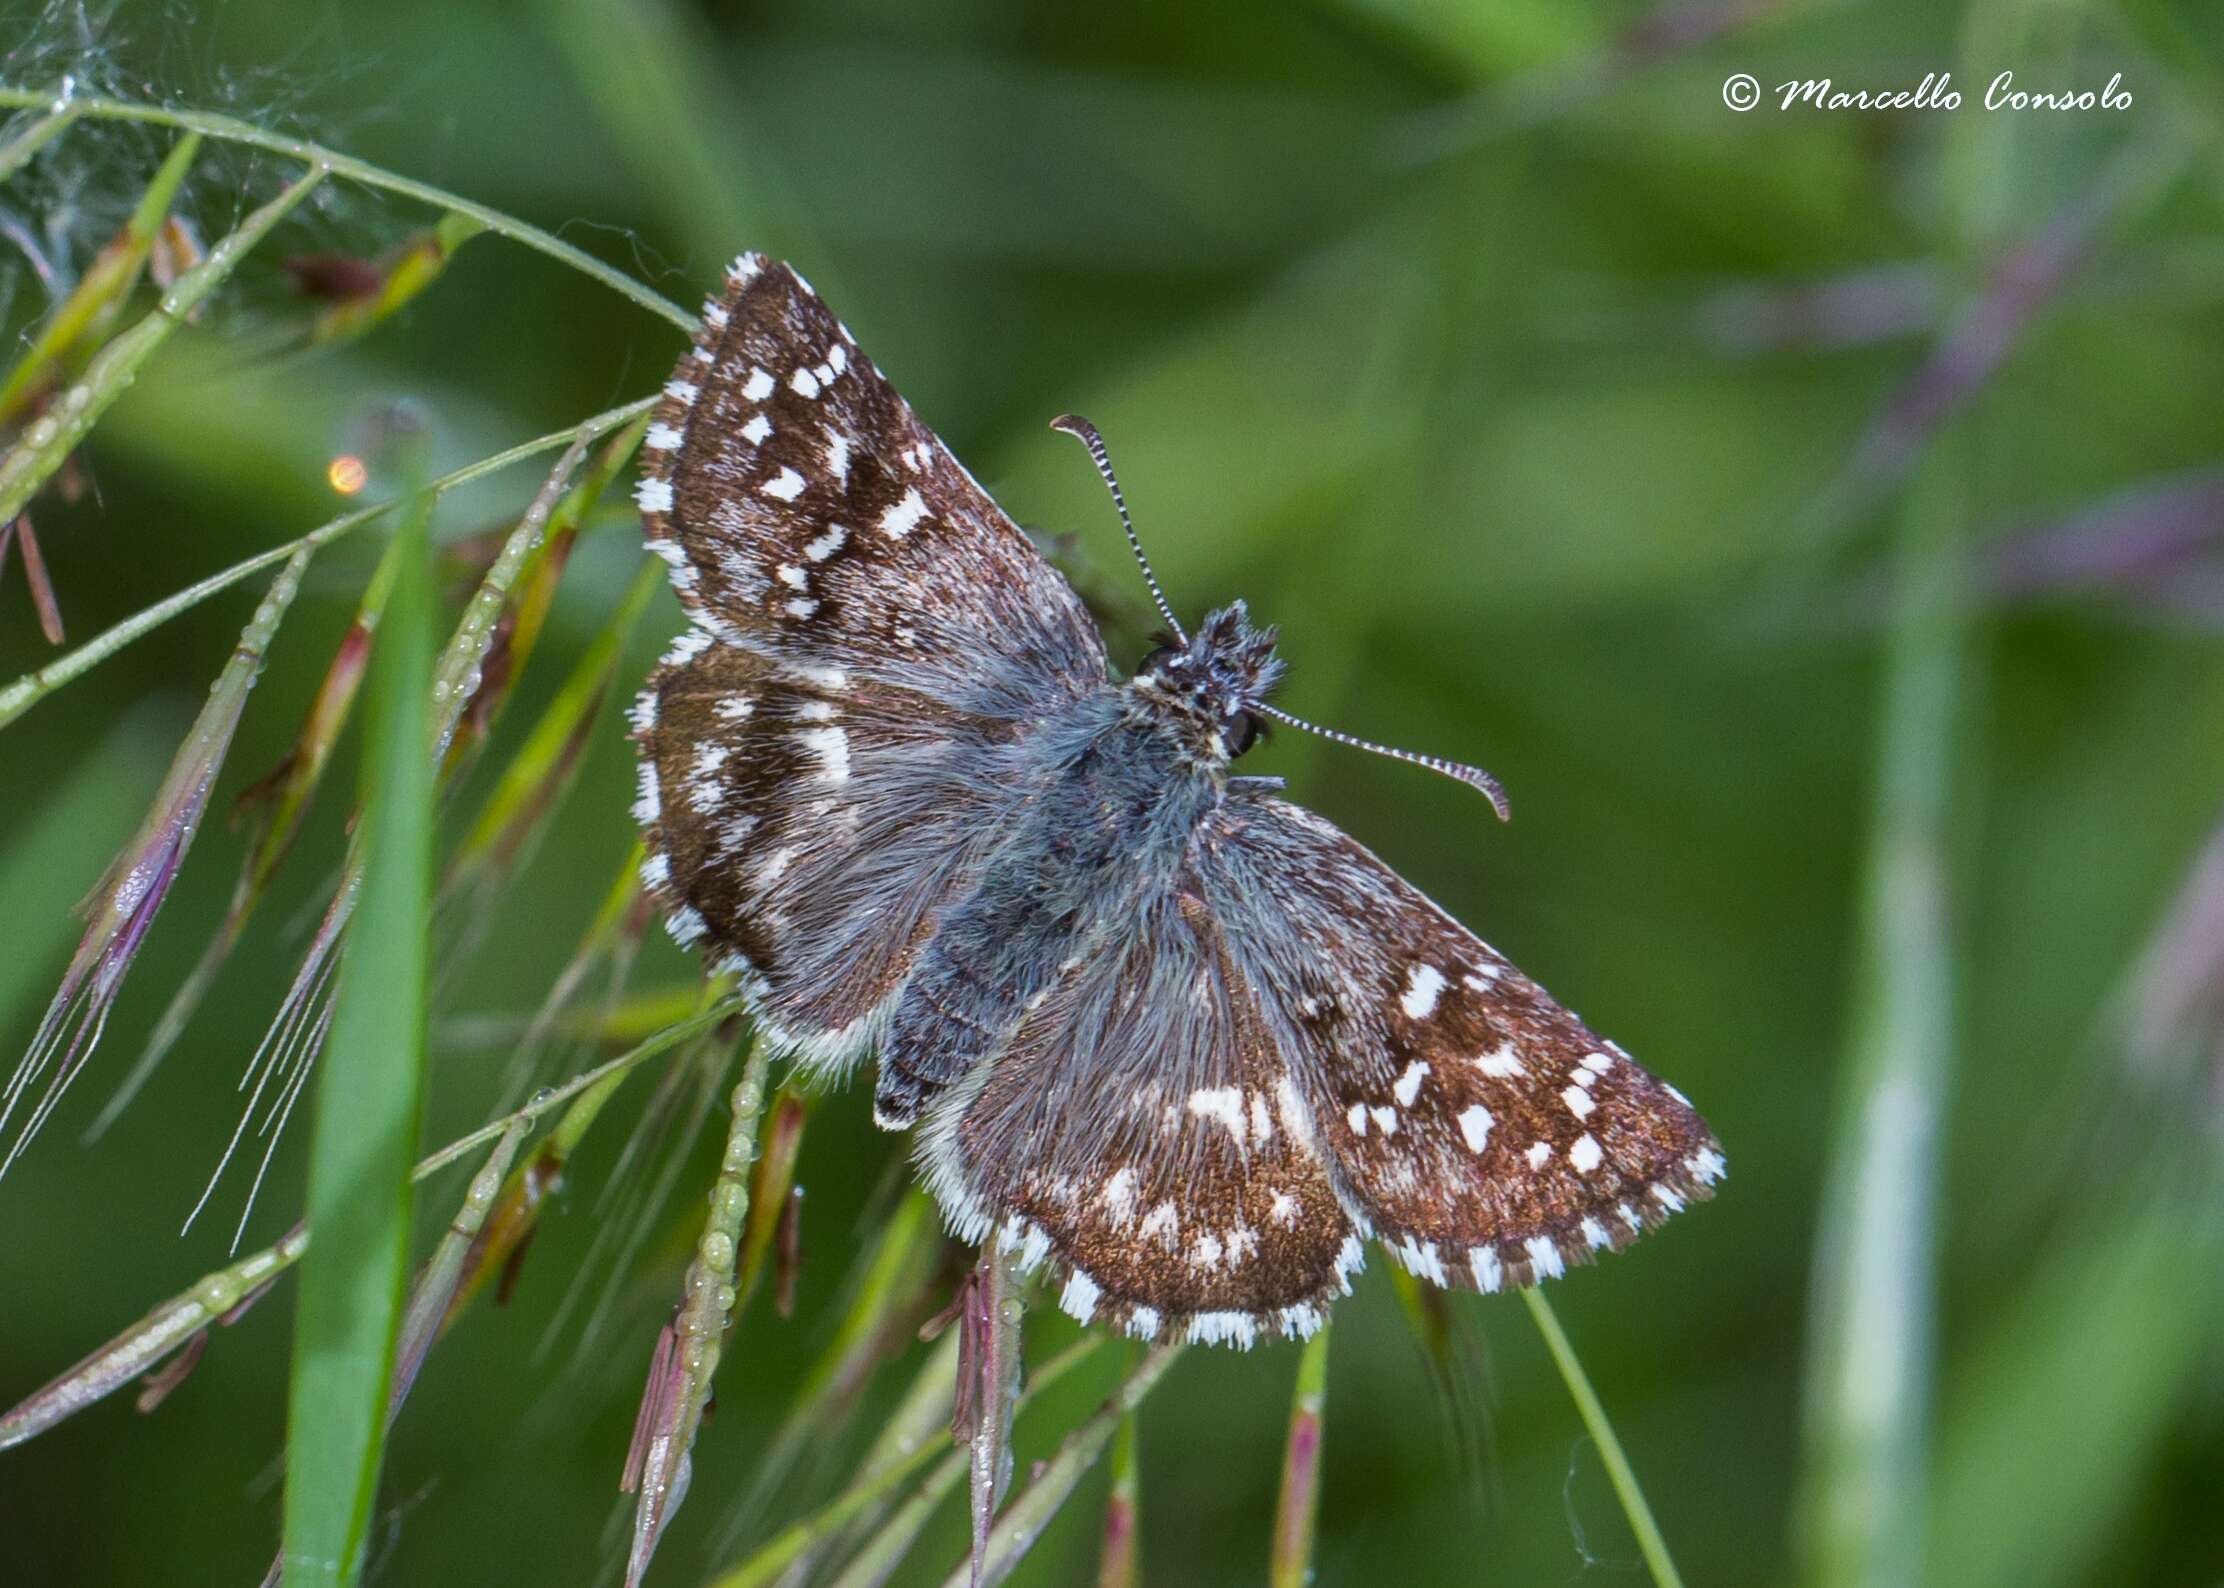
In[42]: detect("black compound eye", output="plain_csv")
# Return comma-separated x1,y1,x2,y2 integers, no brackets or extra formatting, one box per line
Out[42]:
1222,710,1259,758
1136,645,1177,679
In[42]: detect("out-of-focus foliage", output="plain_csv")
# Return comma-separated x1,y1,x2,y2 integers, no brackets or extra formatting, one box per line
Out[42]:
2,1,2222,1585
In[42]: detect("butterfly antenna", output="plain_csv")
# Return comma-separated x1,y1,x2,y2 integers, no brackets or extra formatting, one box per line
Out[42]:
1256,703,1513,821
1050,414,1187,645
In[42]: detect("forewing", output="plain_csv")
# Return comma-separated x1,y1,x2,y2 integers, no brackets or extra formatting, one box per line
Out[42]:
1206,795,1724,1294
916,889,1362,1348
632,255,1112,1060
636,253,1107,712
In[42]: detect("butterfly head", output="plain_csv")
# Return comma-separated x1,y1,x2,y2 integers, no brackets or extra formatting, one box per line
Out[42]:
1128,601,1283,768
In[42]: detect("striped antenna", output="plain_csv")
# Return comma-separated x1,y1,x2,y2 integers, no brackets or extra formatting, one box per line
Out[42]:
1050,414,1187,646
1256,704,1512,821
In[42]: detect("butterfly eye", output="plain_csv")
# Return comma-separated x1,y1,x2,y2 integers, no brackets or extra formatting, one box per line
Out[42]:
1222,711,1260,758
1136,645,1178,680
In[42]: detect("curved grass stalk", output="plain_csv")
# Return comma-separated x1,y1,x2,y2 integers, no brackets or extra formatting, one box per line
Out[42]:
0,393,657,730
0,83,694,333
1521,1289,1684,1588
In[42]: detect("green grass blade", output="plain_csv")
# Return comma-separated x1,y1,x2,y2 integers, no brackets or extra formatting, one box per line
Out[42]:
1797,442,1963,1588
278,487,438,1588
1268,1323,1329,1588
1522,1290,1685,1588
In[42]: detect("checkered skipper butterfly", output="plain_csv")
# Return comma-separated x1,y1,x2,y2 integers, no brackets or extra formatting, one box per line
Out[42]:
631,255,1722,1348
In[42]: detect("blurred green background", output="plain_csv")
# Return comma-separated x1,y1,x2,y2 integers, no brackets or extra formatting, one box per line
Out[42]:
4,0,2223,1583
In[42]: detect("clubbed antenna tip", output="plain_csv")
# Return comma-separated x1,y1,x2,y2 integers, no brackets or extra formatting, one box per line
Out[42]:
1256,703,1512,820
1049,414,1187,646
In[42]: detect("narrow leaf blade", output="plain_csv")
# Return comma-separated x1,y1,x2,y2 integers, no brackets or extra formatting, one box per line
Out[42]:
278,492,437,1588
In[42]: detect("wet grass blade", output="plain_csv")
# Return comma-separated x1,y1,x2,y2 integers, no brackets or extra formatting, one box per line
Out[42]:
277,486,436,1588
88,539,399,1140
621,1035,772,1587
1268,1323,1329,1588
1,544,314,1176
0,129,200,424
1797,442,1963,1588
962,1245,1025,1588
0,99,84,182
0,1222,307,1451
3,1005,730,1454
0,161,326,527
0,393,655,731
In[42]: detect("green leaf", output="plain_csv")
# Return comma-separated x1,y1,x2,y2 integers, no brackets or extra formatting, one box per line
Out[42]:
278,486,438,1588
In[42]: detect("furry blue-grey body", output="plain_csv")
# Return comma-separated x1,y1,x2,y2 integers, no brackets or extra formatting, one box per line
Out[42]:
874,605,1278,1128
632,253,1723,1347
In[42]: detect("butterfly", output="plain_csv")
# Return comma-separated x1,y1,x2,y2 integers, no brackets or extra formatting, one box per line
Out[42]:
630,254,1722,1348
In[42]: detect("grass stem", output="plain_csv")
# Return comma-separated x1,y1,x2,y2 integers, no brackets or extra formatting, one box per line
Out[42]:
1521,1289,1685,1588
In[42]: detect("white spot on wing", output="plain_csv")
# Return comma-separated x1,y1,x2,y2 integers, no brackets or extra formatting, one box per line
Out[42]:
635,477,673,513
804,524,848,561
740,413,772,445
1457,1104,1494,1152
1059,1269,1100,1325
1393,1061,1430,1106
761,467,805,502
1401,964,1447,1019
1562,1084,1596,1119
1570,1134,1603,1173
1475,1043,1526,1078
1186,1087,1247,1146
1525,1236,1565,1281
879,487,928,539
1526,1140,1552,1169
796,726,850,783
741,367,774,402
